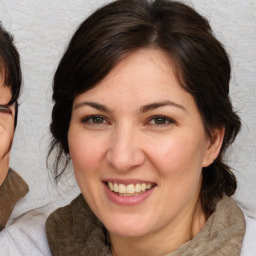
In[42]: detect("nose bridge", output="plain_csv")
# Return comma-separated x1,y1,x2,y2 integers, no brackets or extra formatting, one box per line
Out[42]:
106,122,144,172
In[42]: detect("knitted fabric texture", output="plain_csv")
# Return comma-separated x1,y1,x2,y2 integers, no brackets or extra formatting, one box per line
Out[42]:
0,169,29,230
46,194,245,256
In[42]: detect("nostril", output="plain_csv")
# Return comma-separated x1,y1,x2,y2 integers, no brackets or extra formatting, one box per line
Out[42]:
106,148,146,172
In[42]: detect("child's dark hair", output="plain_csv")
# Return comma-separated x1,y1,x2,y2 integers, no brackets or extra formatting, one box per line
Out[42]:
0,23,22,126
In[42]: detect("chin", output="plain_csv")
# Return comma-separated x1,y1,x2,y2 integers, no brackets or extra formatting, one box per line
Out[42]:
104,214,154,239
109,226,150,239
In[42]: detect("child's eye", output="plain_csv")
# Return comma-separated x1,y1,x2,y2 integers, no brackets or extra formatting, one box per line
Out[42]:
82,115,109,125
0,105,11,114
148,116,174,125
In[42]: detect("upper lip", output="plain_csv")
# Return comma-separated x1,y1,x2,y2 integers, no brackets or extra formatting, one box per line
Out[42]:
102,179,156,185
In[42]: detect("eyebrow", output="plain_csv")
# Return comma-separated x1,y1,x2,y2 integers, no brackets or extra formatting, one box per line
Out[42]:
74,100,185,113
74,101,112,112
140,100,186,112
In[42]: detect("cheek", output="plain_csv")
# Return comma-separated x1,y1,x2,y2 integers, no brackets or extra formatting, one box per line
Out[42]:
0,118,15,157
68,132,104,175
151,134,205,204
148,132,206,177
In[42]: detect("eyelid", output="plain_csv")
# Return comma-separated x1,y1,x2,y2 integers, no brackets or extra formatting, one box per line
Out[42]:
147,115,175,125
0,105,12,114
81,114,110,124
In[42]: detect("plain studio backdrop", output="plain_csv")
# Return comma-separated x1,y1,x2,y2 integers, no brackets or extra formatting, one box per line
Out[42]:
0,0,255,218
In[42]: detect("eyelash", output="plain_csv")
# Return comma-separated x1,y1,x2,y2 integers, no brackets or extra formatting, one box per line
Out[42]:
0,105,12,114
147,115,175,126
81,115,109,125
81,114,175,127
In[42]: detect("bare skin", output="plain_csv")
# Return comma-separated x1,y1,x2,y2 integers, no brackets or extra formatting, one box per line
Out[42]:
0,73,15,185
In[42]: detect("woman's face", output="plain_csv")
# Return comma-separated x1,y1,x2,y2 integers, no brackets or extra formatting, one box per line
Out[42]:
68,49,222,240
0,77,15,185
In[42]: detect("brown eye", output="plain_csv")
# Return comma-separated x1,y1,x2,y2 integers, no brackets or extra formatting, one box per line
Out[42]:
91,116,106,124
82,115,108,125
148,116,174,125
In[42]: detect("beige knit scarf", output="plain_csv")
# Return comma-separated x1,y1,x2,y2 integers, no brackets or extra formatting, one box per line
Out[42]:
46,194,245,256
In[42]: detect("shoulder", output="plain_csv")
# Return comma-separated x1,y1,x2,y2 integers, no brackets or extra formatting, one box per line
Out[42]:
46,194,95,247
46,193,86,239
240,213,256,256
46,194,108,256
0,202,53,256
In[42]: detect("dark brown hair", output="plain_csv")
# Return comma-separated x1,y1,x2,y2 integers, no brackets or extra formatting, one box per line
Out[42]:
0,23,22,126
49,0,241,214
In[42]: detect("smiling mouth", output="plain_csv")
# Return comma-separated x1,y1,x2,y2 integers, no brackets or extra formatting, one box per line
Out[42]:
106,182,155,197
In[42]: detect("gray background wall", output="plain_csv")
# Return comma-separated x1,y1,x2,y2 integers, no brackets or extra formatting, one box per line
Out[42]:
0,0,255,217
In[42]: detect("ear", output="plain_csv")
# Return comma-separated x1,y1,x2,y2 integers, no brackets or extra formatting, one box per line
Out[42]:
202,127,225,167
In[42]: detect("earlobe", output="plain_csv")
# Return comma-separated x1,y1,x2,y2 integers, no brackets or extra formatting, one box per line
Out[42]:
202,127,225,167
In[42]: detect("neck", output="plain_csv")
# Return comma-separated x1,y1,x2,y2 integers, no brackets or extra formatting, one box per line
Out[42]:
110,198,206,256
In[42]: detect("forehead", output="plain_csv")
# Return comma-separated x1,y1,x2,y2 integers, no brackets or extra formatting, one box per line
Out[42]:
106,48,177,82
73,48,196,112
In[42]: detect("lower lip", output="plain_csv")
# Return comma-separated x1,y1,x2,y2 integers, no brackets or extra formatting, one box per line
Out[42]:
103,183,155,206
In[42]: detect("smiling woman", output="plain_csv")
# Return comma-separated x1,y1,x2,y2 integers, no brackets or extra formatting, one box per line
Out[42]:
68,49,217,242
46,0,255,255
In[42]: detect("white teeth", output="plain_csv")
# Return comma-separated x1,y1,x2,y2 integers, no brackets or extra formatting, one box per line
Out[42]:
114,183,119,192
126,184,135,193
107,182,154,195
119,184,126,193
109,182,114,191
146,184,152,189
135,183,141,193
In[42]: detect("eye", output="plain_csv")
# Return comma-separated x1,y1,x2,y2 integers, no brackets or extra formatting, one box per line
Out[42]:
0,105,12,114
148,115,174,126
81,115,109,125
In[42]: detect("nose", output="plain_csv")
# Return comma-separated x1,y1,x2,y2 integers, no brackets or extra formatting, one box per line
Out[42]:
106,125,145,172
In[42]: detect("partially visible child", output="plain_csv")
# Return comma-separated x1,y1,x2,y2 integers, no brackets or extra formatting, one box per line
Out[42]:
0,23,52,256
0,22,28,231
